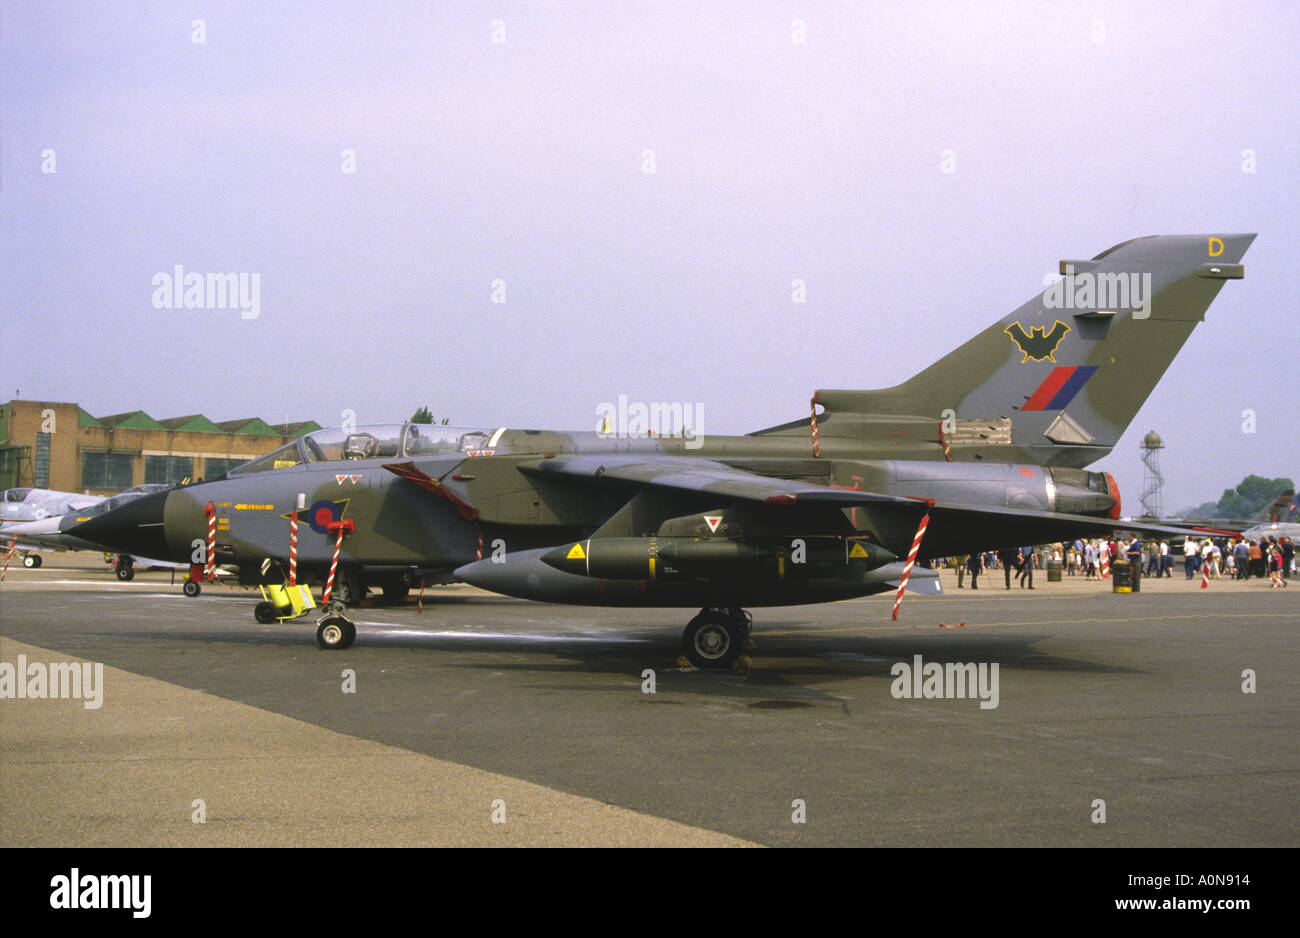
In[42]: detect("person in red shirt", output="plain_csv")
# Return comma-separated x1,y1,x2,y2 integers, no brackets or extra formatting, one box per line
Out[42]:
1269,538,1287,588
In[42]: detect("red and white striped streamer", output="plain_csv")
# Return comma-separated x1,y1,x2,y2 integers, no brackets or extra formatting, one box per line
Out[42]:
289,493,304,587
810,395,821,458
203,501,217,582
891,500,934,621
322,523,346,604
288,511,299,586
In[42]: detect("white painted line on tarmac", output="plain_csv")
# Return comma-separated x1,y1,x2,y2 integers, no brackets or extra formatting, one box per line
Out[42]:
353,621,652,643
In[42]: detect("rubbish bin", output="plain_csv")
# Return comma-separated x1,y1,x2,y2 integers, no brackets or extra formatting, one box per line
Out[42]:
1046,561,1063,583
1112,560,1132,593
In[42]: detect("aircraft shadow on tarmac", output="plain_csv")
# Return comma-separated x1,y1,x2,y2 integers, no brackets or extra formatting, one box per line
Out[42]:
100,616,1144,708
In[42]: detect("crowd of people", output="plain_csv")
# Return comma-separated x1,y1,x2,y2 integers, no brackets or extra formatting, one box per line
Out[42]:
944,534,1293,589
1180,534,1293,588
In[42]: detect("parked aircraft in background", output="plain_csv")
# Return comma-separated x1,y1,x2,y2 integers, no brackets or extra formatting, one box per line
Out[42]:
1242,492,1300,543
1,484,172,571
0,487,100,525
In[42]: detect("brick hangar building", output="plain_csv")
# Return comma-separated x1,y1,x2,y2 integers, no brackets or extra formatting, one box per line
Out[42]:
0,399,321,495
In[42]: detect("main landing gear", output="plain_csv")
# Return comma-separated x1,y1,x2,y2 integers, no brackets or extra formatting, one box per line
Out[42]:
682,608,753,669
113,554,134,581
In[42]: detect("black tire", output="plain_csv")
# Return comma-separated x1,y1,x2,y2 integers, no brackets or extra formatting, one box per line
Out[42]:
254,601,278,624
381,581,409,604
682,611,744,669
116,565,135,581
183,580,201,597
23,554,41,568
317,616,356,650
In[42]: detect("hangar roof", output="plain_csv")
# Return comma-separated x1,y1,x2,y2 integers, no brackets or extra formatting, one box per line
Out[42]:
98,411,165,430
158,415,224,433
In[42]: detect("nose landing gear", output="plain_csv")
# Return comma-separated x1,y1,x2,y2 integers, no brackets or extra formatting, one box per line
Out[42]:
316,610,357,650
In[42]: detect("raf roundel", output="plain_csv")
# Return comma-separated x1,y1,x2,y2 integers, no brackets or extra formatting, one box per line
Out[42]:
306,499,346,535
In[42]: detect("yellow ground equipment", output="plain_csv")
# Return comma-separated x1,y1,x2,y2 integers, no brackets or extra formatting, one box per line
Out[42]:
255,581,316,623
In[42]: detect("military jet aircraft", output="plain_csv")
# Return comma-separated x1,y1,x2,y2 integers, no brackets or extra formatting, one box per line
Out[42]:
0,484,170,568
71,233,1254,664
1,487,100,525
1167,489,1296,534
1241,492,1300,544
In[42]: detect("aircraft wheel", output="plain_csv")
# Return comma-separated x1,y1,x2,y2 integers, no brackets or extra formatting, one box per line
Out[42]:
23,554,41,568
183,580,201,597
254,602,278,624
317,616,356,650
381,581,409,604
116,565,135,581
682,611,744,669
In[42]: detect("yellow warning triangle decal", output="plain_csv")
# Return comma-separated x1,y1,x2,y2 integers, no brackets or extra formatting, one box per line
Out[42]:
849,542,870,558
566,542,586,560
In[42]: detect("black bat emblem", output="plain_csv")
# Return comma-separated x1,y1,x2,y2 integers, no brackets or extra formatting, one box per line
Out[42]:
1004,319,1070,363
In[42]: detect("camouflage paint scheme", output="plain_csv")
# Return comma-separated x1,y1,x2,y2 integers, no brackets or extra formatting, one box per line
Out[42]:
69,234,1254,662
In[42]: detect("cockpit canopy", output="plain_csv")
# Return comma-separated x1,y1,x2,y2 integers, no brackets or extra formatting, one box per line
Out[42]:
229,424,500,475
120,484,171,496
75,487,168,519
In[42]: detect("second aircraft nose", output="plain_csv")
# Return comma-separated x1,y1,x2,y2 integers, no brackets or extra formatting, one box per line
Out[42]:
66,490,172,560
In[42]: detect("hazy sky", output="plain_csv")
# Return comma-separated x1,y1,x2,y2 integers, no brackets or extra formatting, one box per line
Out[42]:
3,1,1297,512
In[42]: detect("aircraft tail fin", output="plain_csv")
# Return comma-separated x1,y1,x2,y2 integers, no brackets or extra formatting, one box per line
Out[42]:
754,234,1256,467
1253,490,1298,524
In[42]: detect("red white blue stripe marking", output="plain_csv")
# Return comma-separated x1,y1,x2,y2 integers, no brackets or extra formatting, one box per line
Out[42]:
1022,365,1099,411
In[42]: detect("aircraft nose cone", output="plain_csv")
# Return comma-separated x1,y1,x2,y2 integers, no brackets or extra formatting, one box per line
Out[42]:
68,490,170,557
1,517,59,539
